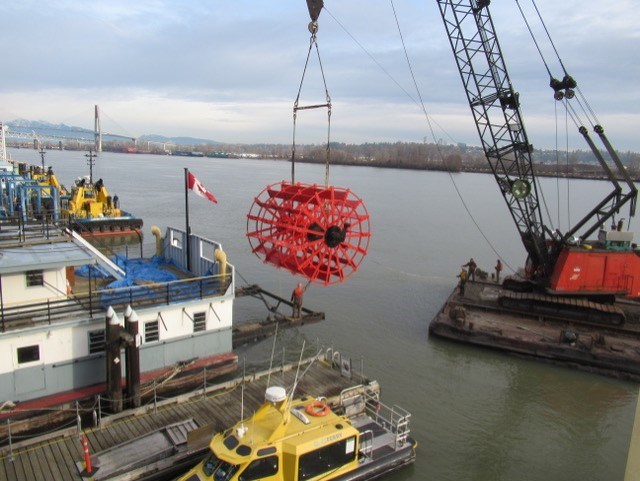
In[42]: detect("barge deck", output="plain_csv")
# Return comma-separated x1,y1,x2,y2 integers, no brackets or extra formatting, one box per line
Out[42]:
429,280,640,381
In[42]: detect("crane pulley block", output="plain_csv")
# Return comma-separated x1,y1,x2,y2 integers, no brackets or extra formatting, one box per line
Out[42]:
306,0,323,22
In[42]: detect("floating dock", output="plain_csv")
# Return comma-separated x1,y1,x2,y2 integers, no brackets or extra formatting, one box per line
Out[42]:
0,352,372,481
233,284,325,348
429,280,640,381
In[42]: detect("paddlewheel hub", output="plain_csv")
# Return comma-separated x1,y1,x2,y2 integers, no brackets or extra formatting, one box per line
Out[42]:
247,181,370,285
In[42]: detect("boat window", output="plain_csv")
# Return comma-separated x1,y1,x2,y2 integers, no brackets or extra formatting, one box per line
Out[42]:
144,320,159,342
88,329,106,354
297,436,357,480
223,434,239,450
256,447,277,456
193,311,206,332
236,445,251,456
170,230,182,249
238,455,278,481
202,452,238,481
26,270,44,287
17,345,40,364
199,240,212,263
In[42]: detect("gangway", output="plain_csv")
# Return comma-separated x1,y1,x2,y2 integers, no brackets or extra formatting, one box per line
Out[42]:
65,227,126,280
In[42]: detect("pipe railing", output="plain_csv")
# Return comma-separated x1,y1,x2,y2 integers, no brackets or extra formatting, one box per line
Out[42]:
0,272,233,332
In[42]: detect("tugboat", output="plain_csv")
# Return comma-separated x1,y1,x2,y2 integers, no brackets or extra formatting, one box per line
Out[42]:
61,175,143,235
177,383,417,481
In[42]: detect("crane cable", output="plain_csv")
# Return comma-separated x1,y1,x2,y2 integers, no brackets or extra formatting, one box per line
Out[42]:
517,0,602,130
512,0,566,235
323,7,458,145
291,18,332,187
527,0,618,231
390,0,515,273
517,0,624,237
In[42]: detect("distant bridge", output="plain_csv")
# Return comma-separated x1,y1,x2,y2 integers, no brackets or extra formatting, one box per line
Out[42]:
2,105,174,153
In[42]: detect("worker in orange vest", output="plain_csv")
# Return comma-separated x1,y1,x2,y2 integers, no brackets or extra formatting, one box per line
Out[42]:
291,282,304,318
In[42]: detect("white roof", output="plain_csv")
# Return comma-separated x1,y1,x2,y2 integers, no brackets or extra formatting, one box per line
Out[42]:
0,241,97,274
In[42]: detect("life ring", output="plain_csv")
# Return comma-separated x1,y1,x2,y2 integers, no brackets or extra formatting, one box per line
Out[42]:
305,401,330,417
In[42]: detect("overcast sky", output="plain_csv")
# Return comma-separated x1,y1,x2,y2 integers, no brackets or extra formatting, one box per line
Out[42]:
2,1,639,151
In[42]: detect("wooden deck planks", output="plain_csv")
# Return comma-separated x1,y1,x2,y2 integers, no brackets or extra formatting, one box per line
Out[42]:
29,443,54,481
58,438,82,479
0,360,362,480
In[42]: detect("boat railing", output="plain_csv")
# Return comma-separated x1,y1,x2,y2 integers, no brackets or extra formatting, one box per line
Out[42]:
358,429,375,458
0,215,63,243
362,390,412,449
0,273,233,332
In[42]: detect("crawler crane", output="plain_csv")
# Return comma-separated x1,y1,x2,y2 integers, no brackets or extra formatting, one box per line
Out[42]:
437,0,639,324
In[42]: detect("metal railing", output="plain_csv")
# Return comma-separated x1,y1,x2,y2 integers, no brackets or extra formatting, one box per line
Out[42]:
0,273,233,332
362,390,412,450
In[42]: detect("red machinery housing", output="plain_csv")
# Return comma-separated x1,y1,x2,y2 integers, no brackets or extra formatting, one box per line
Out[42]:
247,181,370,286
550,248,640,298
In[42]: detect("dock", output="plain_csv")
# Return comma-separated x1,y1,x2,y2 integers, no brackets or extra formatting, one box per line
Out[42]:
233,284,325,347
429,280,640,381
0,351,368,481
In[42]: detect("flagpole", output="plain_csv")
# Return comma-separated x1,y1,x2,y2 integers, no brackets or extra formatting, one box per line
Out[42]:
184,167,191,271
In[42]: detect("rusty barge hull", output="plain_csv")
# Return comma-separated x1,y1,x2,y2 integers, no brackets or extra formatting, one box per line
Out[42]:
429,281,640,381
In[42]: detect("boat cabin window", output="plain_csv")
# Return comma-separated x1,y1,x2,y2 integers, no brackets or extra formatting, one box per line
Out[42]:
144,320,159,342
298,436,357,480
17,345,40,364
88,329,106,354
170,230,182,249
238,455,278,481
193,311,206,332
26,270,44,287
202,452,238,481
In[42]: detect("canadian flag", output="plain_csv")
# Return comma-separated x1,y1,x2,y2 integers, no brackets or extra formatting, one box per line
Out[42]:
187,171,217,204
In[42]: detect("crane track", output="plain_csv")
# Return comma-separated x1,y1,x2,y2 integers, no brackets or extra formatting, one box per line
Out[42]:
495,291,640,336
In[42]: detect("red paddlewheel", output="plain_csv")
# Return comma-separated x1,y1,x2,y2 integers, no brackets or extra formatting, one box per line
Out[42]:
247,181,371,286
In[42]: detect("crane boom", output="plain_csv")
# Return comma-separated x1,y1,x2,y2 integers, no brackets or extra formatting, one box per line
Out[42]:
436,0,552,278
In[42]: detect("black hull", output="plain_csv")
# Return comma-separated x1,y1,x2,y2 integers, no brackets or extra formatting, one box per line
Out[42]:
70,216,143,234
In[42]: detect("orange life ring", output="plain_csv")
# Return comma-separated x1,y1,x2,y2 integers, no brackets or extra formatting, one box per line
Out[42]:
305,401,330,417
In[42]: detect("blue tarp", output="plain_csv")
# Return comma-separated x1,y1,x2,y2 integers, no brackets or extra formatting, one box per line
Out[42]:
75,255,222,309
75,255,179,285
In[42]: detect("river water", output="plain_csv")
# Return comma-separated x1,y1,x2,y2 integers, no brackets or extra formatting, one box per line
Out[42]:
9,148,639,481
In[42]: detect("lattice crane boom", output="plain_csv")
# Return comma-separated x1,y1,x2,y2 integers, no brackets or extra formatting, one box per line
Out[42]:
437,0,551,278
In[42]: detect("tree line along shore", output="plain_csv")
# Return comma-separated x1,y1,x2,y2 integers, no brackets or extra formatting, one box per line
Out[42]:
10,140,640,181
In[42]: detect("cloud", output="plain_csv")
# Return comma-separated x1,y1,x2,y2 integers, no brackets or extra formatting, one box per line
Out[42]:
1,0,639,150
